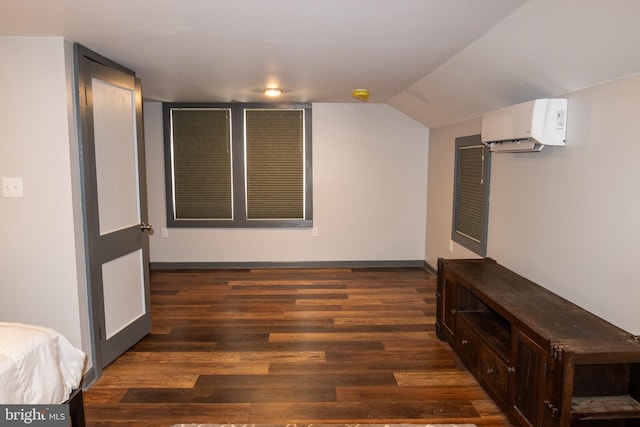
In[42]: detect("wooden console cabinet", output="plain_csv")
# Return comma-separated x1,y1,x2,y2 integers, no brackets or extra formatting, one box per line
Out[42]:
436,258,640,427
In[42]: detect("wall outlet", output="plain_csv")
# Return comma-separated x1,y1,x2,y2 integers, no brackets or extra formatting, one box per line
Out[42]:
449,240,454,252
312,227,319,237
2,177,24,198
161,228,169,238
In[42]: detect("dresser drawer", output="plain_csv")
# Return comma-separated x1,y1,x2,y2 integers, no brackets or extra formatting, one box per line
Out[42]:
477,343,510,403
454,314,480,369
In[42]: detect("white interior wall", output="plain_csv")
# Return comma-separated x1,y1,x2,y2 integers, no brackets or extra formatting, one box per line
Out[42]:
426,73,640,335
145,102,429,264
0,37,89,353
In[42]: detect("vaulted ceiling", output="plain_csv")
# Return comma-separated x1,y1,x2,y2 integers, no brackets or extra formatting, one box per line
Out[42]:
3,0,640,127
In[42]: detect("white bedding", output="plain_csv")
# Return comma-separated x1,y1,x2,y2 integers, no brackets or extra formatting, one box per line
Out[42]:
0,322,86,404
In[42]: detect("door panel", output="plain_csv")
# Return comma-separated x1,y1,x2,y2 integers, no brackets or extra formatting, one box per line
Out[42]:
102,249,146,339
92,78,141,235
75,44,152,372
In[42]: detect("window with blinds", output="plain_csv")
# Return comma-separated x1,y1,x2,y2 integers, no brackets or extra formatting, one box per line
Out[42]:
245,109,304,220
163,103,312,228
451,134,491,255
170,108,232,220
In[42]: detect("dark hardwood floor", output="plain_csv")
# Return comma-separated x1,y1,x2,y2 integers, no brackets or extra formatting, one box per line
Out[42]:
83,267,511,426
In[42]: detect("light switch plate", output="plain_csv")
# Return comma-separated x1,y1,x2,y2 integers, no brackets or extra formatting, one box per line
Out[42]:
2,177,24,198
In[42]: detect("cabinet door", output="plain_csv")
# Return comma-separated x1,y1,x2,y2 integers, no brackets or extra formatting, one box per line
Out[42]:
511,328,546,427
436,269,458,340
435,259,446,339
541,350,566,427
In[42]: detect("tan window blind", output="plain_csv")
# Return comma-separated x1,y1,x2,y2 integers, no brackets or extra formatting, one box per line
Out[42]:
171,108,232,219
245,109,305,220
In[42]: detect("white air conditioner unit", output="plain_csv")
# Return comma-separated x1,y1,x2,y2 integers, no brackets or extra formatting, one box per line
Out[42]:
481,98,567,153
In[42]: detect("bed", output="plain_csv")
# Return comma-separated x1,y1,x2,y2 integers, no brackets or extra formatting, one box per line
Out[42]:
0,322,87,425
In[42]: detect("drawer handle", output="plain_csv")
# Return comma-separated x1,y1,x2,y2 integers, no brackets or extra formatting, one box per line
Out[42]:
486,367,494,375
507,366,515,373
545,400,559,418
461,339,468,345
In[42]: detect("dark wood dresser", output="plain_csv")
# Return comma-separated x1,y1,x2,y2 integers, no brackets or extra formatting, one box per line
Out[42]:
436,257,640,427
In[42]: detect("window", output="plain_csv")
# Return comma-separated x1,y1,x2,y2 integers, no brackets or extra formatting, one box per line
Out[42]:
163,103,312,228
452,134,490,255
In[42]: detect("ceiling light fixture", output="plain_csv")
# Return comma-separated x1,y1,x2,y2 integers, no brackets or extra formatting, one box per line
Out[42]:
264,88,283,97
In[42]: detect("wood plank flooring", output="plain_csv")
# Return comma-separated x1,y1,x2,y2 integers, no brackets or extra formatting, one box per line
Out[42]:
82,267,512,426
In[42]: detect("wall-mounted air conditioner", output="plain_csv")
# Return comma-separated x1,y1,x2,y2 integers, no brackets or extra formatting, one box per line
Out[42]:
481,98,567,153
